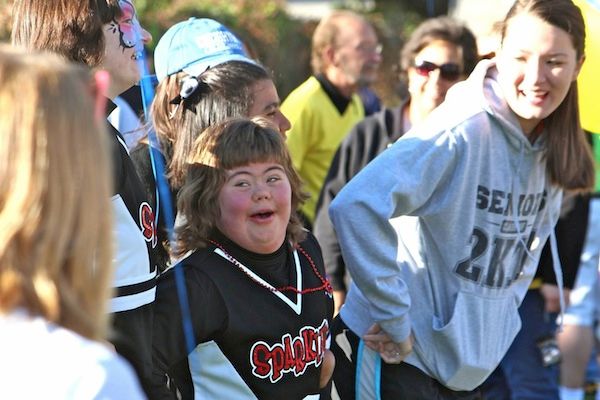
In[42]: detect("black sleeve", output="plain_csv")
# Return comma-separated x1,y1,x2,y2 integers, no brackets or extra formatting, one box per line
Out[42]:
313,146,347,292
112,303,154,396
536,193,590,289
130,143,172,271
130,143,157,208
150,259,228,399
107,124,126,196
313,113,387,292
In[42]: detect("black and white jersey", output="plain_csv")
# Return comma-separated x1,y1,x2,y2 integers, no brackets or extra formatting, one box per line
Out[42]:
107,100,158,311
106,99,159,393
129,141,174,271
152,230,334,400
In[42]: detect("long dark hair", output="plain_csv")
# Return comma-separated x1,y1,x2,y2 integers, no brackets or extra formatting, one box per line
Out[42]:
151,61,272,190
501,0,593,191
12,0,105,67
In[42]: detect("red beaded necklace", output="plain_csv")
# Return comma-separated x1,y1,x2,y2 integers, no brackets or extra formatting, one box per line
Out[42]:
208,239,333,296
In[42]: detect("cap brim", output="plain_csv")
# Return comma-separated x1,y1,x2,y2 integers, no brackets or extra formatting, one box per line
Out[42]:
182,54,257,78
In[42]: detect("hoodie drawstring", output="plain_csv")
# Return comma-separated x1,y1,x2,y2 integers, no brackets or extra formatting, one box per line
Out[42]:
511,142,536,263
549,230,565,330
510,142,564,326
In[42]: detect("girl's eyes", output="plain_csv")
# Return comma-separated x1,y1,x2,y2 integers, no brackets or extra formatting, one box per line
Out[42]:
546,59,564,67
511,55,566,67
233,180,250,188
263,109,278,118
116,17,133,26
232,175,282,187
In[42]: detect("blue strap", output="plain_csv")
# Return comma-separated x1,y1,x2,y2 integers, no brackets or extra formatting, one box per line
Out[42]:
356,339,382,400
138,60,196,355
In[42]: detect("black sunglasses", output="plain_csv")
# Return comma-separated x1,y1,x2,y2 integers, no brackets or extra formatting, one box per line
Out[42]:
413,60,462,81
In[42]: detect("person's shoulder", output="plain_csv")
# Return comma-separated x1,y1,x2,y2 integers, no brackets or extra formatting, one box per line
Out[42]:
182,244,216,263
337,106,403,152
296,231,327,276
0,315,145,399
298,230,322,254
435,60,499,135
130,141,149,157
352,106,395,133
407,99,489,145
129,142,151,168
77,341,145,399
283,77,324,105
165,246,217,277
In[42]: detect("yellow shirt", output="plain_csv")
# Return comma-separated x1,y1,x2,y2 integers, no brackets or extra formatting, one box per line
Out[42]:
574,0,600,133
282,76,364,223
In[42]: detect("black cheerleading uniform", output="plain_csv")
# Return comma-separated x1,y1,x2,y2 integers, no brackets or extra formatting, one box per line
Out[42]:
151,230,334,400
130,141,175,271
106,99,159,393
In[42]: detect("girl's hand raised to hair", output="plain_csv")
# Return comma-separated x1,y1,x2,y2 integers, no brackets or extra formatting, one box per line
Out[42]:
363,323,413,364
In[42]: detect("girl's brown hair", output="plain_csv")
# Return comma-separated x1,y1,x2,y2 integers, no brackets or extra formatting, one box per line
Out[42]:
12,0,105,67
151,61,272,190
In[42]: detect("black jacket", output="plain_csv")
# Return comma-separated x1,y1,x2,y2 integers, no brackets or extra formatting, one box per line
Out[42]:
313,103,408,291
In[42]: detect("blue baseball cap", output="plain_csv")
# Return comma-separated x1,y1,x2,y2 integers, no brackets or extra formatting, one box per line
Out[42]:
154,18,254,83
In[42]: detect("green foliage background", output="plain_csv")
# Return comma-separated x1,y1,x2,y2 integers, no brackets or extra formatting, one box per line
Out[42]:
0,0,446,104
133,0,432,104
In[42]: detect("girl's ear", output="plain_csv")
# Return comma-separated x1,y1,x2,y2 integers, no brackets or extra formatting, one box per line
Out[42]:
572,54,585,82
93,70,110,121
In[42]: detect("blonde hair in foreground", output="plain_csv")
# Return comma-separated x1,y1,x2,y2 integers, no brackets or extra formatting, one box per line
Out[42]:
0,45,113,341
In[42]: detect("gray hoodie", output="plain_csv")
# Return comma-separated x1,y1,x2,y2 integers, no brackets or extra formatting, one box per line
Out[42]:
329,59,562,391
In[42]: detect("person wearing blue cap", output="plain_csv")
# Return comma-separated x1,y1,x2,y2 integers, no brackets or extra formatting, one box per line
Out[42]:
153,17,254,83
130,18,291,269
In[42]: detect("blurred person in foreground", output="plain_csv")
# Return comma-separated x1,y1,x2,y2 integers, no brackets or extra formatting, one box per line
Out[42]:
0,45,144,399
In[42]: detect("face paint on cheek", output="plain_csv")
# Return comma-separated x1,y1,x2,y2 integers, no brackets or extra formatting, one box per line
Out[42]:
115,0,142,51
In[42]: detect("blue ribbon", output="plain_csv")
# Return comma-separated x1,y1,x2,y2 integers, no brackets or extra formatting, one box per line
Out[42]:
137,52,196,356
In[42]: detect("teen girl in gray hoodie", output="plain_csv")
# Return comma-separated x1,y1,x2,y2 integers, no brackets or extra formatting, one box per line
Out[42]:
328,1,594,398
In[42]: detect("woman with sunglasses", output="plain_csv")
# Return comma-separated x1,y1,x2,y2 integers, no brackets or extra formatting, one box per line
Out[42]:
313,16,479,317
327,0,594,398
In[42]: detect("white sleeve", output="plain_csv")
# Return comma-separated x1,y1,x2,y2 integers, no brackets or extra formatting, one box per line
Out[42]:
75,351,147,400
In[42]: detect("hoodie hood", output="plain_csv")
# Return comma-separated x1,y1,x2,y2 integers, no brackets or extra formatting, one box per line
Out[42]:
446,59,547,153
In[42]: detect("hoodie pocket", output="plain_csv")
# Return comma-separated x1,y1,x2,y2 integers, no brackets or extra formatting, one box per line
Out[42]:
415,290,521,391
